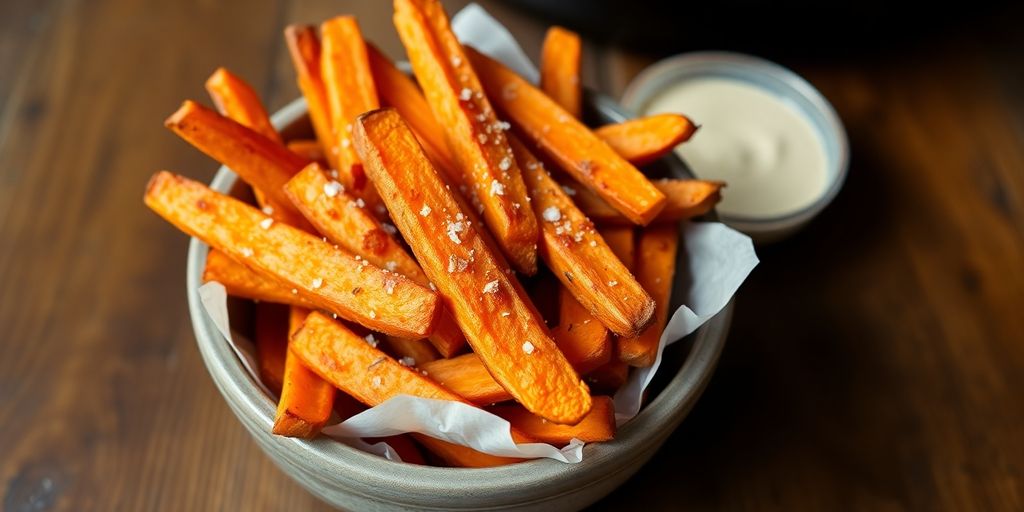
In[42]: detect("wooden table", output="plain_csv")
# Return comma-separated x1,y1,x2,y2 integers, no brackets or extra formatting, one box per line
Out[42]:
2,0,1022,510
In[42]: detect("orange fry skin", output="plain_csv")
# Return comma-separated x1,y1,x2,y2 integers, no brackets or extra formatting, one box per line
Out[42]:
273,307,335,438
291,312,524,467
540,26,582,118
284,163,466,357
284,25,334,167
594,114,698,165
254,302,289,394
354,108,591,424
382,335,440,365
164,100,311,230
488,396,615,444
144,171,439,338
286,139,327,164
599,226,636,269
393,0,539,275
366,43,460,176
555,290,612,375
618,224,680,367
205,67,282,144
203,249,316,308
419,353,510,405
319,16,382,208
510,135,654,338
465,47,666,225
571,178,723,225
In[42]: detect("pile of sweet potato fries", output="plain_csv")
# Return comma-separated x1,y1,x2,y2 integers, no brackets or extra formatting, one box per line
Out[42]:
144,0,723,467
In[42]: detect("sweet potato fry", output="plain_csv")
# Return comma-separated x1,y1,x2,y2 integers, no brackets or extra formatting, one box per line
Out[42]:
584,227,634,391
420,325,613,406
145,171,439,338
205,67,282,144
290,312,523,467
284,25,334,166
555,290,611,375
283,163,466,357
353,108,591,424
286,139,327,164
164,100,312,229
254,302,289,394
540,26,582,118
319,16,382,208
619,224,680,367
465,47,666,225
273,307,335,438
382,335,440,365
599,226,635,270
594,114,698,165
365,43,459,175
488,396,615,444
203,249,315,308
394,0,539,275
510,135,654,338
571,178,723,225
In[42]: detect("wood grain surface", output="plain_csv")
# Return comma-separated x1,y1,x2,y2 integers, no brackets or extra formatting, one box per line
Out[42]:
1,0,1022,510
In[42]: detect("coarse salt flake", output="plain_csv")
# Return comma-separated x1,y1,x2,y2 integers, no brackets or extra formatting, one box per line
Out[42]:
522,341,535,354
399,356,416,367
262,205,274,215
542,206,562,222
501,311,511,317
369,310,377,319
482,280,499,294
459,87,472,101
372,376,382,388
240,247,254,258
384,278,397,295
311,277,324,289
561,185,576,196
498,157,511,171
489,179,505,197
323,180,343,198
381,223,397,235
420,204,432,216
608,280,619,287
364,334,378,347
259,218,274,230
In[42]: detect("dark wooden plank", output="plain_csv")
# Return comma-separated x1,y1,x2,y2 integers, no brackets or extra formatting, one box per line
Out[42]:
0,0,1022,510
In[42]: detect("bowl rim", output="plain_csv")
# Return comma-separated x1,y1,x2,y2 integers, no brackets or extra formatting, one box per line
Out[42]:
185,96,733,506
621,51,850,234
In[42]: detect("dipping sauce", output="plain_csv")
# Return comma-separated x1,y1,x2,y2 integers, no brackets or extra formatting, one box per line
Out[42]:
644,78,829,218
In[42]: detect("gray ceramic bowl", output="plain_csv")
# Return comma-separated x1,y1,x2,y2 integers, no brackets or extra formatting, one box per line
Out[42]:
186,94,733,511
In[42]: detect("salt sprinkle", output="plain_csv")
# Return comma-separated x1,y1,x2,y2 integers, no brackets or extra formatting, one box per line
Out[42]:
259,218,274,230
521,341,535,354
482,280,499,294
381,223,397,235
498,156,511,171
369,310,377,319
589,240,598,247
561,185,576,196
459,87,472,101
291,288,298,295
542,206,562,222
501,311,511,317
489,179,505,197
477,133,488,144
608,280,619,287
351,198,366,208
451,55,462,67
447,255,468,273
340,138,351,148
240,247,254,258
399,356,416,367
372,376,382,388
384,278,396,295
429,282,437,291
311,277,324,289
447,221,464,244
323,180,343,198
420,204,432,216
364,334,378,347
262,205,274,215
385,261,398,272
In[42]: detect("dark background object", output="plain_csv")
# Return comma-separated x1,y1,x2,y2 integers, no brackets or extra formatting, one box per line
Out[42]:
1,0,1022,510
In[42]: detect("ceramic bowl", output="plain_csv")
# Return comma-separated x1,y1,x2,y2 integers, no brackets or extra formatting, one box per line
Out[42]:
186,93,733,511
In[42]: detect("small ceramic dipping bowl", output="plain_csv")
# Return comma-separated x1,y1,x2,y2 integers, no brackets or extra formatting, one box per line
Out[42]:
186,94,733,511
623,52,849,243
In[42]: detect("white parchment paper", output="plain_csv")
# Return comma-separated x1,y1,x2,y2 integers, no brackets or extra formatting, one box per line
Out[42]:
196,4,757,464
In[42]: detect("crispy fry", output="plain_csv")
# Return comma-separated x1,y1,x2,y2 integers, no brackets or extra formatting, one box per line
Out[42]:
571,178,723,225
203,249,315,308
284,25,334,167
273,307,335,437
164,100,312,229
205,67,282,144
290,312,523,467
618,224,679,367
394,0,539,275
382,335,440,365
488,396,615,444
254,302,289,394
286,139,327,164
599,226,635,269
555,290,611,375
510,135,654,338
366,43,459,175
594,114,698,165
420,325,613,405
466,47,666,225
283,163,466,357
540,26,582,118
585,226,634,391
145,171,439,338
354,108,591,424
320,16,382,208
